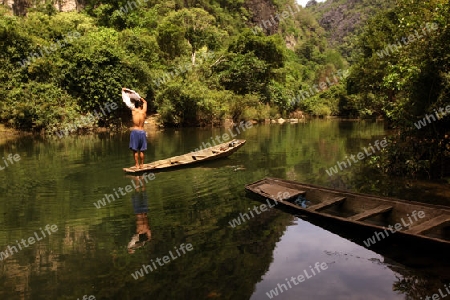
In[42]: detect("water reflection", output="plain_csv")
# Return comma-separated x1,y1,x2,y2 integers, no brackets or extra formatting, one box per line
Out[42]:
0,122,449,299
127,176,151,254
393,273,449,300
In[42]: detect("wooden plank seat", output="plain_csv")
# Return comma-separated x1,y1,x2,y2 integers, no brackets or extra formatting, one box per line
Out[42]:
405,215,450,235
308,197,346,211
212,148,227,154
349,205,393,221
192,155,208,160
170,160,189,165
254,183,305,201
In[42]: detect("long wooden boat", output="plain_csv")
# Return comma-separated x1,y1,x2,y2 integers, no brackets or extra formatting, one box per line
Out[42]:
123,139,246,173
245,177,450,247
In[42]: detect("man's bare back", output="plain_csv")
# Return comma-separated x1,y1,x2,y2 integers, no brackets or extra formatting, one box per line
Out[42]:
132,102,147,130
122,87,147,129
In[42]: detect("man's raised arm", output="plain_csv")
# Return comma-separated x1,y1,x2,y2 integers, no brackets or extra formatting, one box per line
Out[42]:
140,98,147,113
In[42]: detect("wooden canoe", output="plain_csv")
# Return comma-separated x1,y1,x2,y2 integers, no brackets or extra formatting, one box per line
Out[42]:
245,177,450,246
123,139,246,173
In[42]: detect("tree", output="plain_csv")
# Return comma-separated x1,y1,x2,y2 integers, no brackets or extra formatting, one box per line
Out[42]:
157,8,225,64
348,0,450,178
215,52,270,95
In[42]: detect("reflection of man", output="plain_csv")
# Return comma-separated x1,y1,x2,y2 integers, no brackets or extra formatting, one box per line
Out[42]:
128,176,151,254
123,87,147,169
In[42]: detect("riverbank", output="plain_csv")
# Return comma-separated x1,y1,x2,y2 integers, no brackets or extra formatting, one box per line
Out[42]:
0,112,380,140
0,124,24,146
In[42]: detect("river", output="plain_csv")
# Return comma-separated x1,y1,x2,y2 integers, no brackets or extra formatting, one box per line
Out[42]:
0,120,448,300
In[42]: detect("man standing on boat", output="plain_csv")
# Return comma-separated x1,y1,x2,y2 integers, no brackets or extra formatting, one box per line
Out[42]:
123,87,147,169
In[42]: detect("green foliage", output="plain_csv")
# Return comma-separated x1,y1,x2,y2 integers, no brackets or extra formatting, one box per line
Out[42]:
347,0,450,178
156,8,226,63
155,80,230,126
229,30,285,68
228,94,261,121
119,28,161,66
28,0,58,16
59,28,151,114
215,52,270,95
0,0,349,133
156,21,190,61
0,82,79,130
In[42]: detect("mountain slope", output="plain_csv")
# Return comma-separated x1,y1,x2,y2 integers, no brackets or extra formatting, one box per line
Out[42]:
306,0,394,47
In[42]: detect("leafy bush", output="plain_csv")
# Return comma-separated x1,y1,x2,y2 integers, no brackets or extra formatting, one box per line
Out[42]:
1,82,79,130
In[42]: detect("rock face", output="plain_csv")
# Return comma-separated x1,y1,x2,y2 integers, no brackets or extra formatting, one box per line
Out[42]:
54,0,79,12
317,0,362,46
1,0,81,15
309,0,394,47
244,0,279,35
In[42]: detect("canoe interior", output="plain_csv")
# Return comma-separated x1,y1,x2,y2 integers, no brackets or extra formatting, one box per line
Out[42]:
124,139,246,173
245,177,450,245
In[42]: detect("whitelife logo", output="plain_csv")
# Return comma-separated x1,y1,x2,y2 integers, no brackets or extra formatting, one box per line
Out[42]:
77,296,95,300
363,210,425,247
289,69,349,107
54,101,119,138
93,173,155,209
0,224,58,261
192,121,253,153
18,31,81,68
251,4,300,34
152,51,215,88
131,243,193,279
0,153,21,171
423,284,450,300
265,262,328,298
413,105,450,130
326,138,389,176
376,22,438,58
228,192,291,228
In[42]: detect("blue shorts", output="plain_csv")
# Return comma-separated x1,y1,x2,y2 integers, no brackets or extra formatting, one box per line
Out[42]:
132,191,149,214
129,130,147,152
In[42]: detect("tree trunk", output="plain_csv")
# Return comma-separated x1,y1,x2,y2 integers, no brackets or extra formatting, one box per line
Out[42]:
12,0,30,16
191,51,196,66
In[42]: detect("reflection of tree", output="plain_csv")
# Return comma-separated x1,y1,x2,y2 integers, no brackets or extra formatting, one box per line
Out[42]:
327,173,354,191
351,163,450,205
0,130,294,299
87,206,293,300
392,272,443,300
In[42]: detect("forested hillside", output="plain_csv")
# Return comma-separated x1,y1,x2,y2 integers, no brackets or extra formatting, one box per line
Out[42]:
0,0,345,132
1,0,449,178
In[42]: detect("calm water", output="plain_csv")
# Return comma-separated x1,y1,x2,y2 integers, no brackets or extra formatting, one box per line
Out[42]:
0,120,448,300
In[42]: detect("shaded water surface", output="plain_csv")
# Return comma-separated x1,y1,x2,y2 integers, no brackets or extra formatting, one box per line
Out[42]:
0,120,449,300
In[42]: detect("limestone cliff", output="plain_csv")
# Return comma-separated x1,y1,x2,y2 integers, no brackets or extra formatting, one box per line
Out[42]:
244,0,279,35
1,0,81,15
